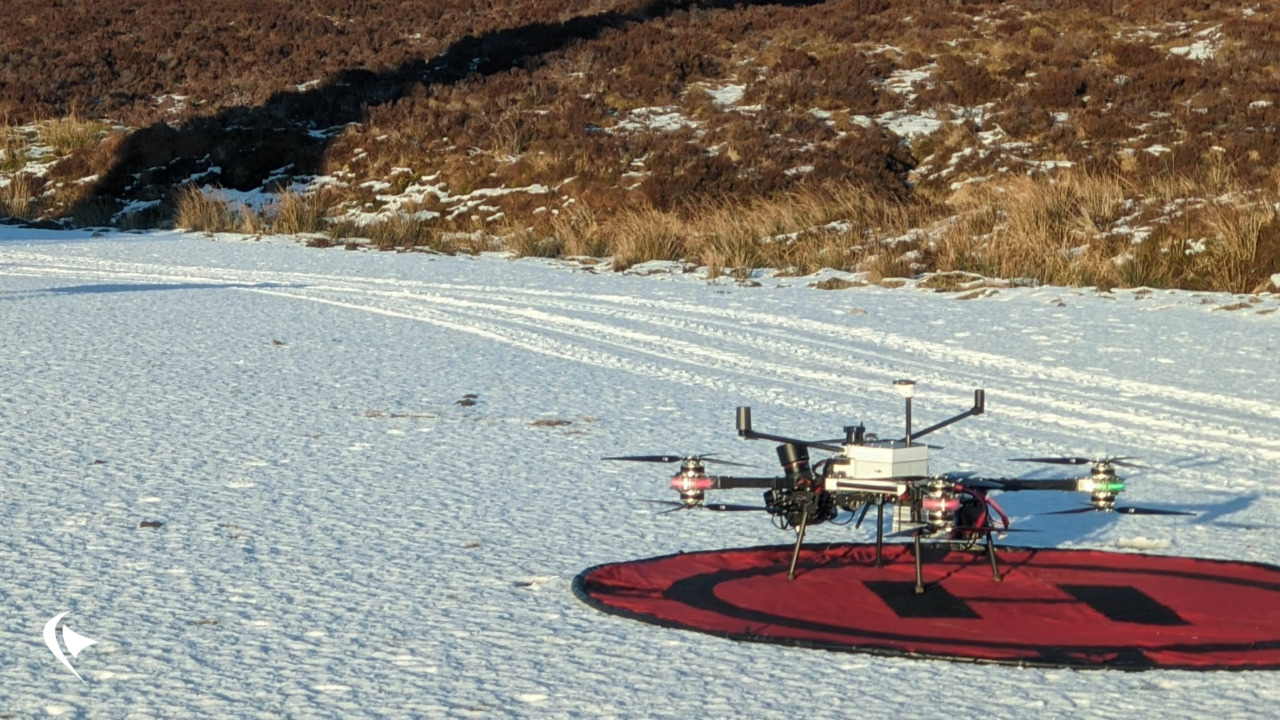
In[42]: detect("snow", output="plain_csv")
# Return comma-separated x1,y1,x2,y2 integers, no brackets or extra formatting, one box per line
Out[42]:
1170,41,1216,60
1,228,1279,716
704,84,746,108
876,111,943,138
884,66,935,96
614,107,699,133
1170,26,1222,61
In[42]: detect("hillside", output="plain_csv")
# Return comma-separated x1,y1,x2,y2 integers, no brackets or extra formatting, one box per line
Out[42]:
2,0,1280,290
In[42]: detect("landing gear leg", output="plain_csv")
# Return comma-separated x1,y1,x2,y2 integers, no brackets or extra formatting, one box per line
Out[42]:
914,531,925,595
787,509,809,581
986,531,1002,583
874,499,885,568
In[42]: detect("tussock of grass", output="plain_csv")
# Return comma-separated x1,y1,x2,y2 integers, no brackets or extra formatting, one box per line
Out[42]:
524,183,933,278
1,123,29,173
0,174,38,220
364,215,433,249
37,116,105,157
605,208,684,271
174,186,236,232
1202,202,1280,294
938,164,1280,292
70,197,117,228
272,190,334,235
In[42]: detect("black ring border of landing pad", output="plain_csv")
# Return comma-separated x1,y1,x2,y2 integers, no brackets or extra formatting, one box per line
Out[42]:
571,543,1280,671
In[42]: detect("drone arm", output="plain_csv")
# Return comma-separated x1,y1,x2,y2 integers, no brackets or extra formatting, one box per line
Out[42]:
735,406,843,453
709,476,783,490
906,389,985,442
994,478,1082,492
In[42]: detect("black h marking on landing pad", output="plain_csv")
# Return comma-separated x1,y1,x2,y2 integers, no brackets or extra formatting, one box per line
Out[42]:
1059,584,1188,626
865,581,1187,625
864,581,981,619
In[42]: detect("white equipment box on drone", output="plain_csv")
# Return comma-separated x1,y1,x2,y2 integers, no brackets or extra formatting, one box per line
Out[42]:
824,443,929,493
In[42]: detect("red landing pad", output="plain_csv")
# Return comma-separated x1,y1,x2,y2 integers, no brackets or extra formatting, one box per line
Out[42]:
573,543,1280,670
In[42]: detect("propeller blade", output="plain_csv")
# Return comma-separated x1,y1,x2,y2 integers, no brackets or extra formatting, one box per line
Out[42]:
641,499,764,513
700,458,755,468
603,454,754,467
1045,505,1193,516
940,471,978,480
953,525,1036,534
1044,507,1103,515
703,503,763,512
1114,506,1195,516
641,499,688,508
1109,460,1152,470
1012,456,1148,469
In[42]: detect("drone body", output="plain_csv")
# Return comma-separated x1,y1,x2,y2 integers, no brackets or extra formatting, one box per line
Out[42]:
605,381,1189,593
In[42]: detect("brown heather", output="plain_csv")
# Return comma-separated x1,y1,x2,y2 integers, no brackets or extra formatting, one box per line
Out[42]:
3,0,1280,291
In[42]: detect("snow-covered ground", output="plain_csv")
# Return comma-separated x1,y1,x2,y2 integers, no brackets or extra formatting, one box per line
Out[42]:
1,228,1278,718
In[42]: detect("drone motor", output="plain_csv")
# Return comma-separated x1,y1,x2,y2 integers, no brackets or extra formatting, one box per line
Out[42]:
1082,463,1127,510
919,478,961,534
669,458,713,506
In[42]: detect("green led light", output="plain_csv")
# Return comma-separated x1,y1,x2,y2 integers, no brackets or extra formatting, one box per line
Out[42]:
1099,481,1125,493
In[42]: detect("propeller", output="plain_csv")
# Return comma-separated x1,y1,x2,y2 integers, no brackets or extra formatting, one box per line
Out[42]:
1045,506,1194,516
642,500,762,513
603,454,753,467
1011,456,1150,469
954,478,1007,490
888,524,1034,538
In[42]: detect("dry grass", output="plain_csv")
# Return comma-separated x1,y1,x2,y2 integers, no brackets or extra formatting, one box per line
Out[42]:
272,190,334,235
0,174,37,220
524,183,932,277
37,116,105,157
173,186,237,232
605,207,685,271
936,163,1280,292
70,197,117,228
1202,201,1280,294
1,123,29,172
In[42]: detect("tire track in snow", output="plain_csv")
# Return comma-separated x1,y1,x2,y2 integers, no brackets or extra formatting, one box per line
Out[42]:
262,283,1280,464
5,254,1279,465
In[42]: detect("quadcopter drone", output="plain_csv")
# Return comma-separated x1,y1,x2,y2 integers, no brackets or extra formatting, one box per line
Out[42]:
605,381,1190,594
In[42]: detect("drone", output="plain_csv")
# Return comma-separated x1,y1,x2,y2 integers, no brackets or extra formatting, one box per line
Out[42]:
605,381,1191,594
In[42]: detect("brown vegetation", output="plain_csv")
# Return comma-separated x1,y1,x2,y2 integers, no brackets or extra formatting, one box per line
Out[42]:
3,0,1280,291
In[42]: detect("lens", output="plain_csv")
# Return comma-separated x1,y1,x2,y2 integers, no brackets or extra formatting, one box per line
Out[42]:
776,443,814,484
